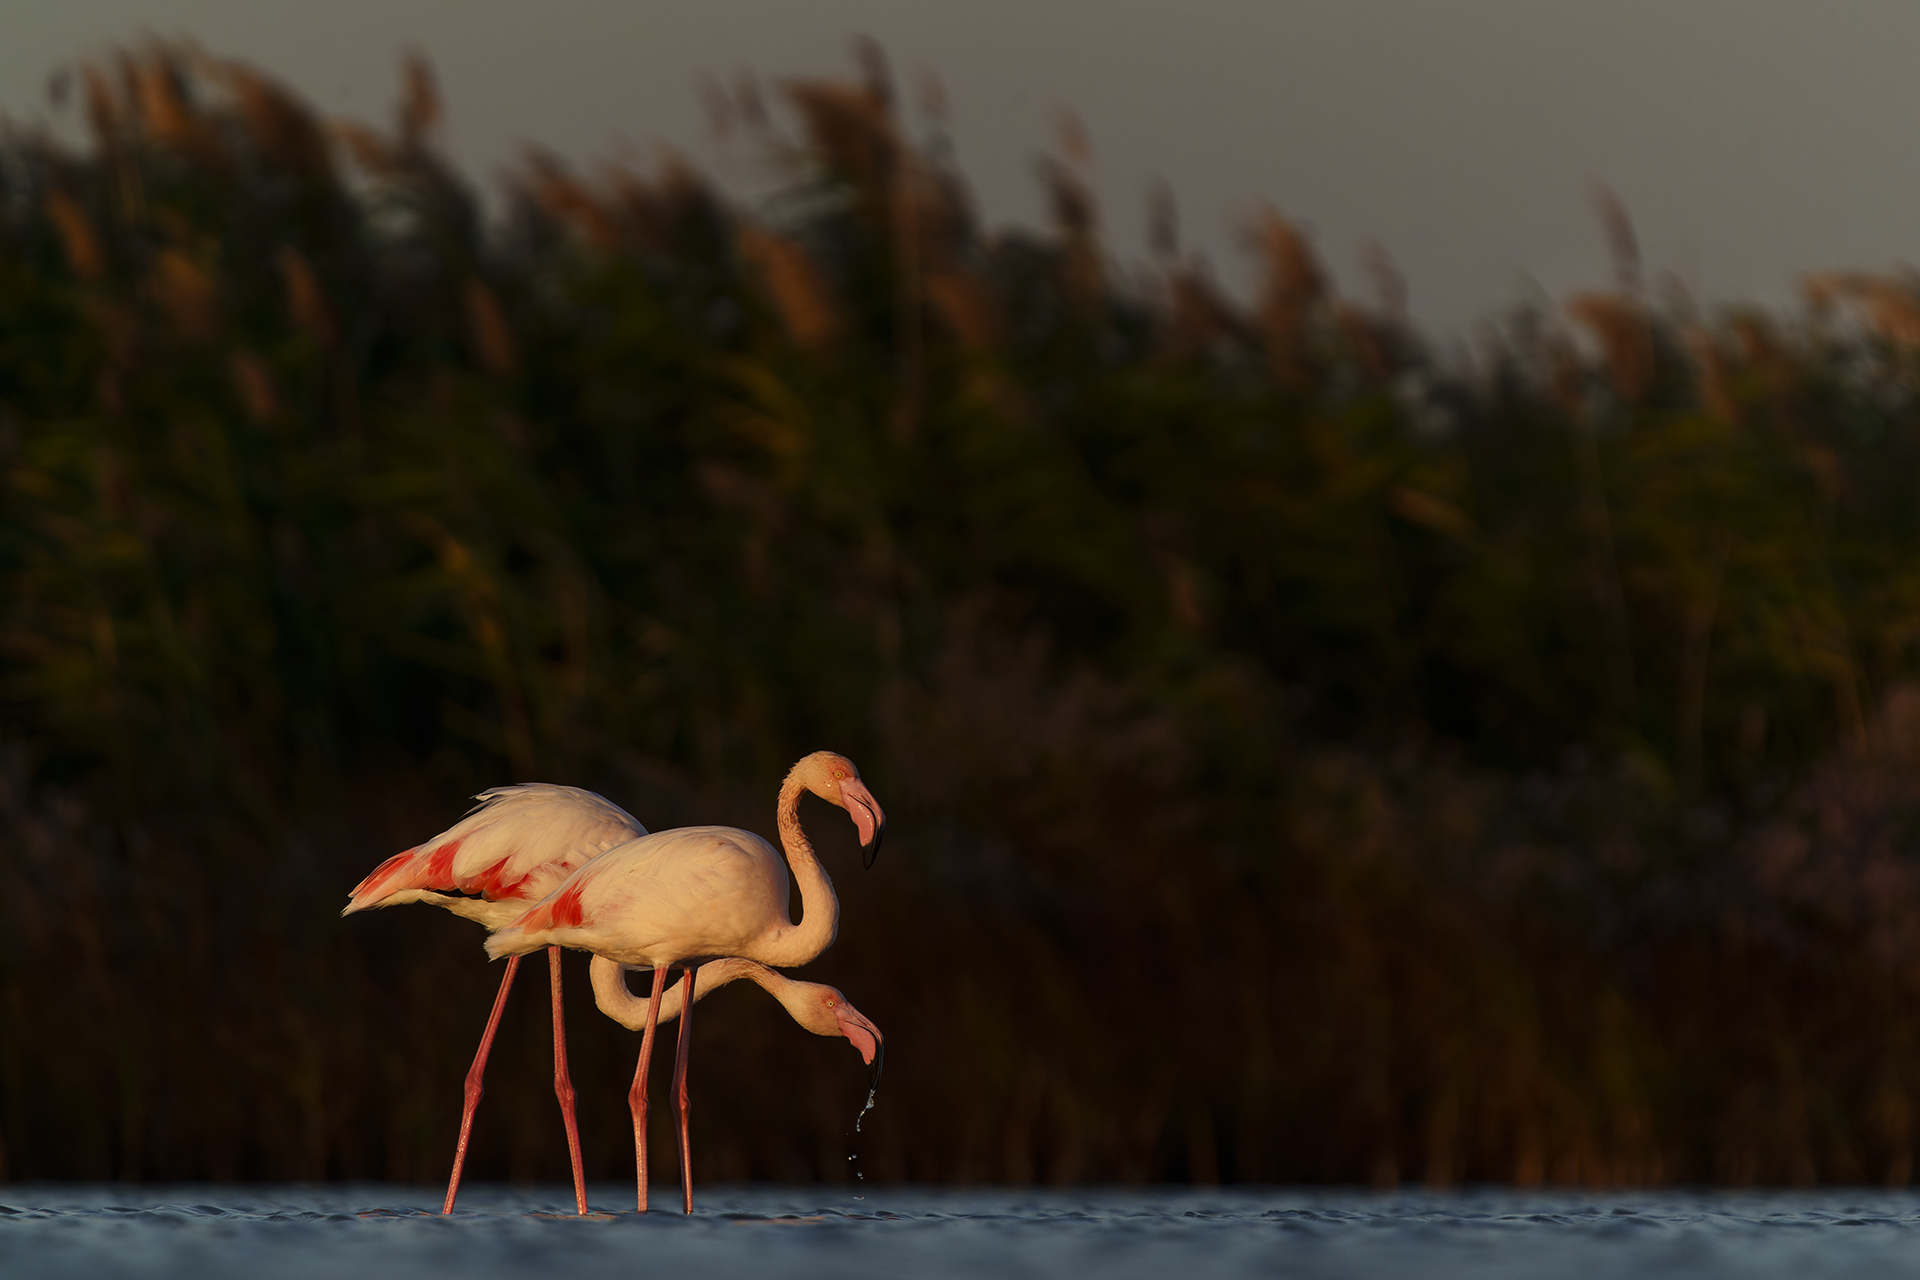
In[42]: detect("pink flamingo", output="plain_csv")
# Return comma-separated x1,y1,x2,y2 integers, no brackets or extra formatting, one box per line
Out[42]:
486,750,884,1213
341,784,647,1215
590,955,883,1068
589,959,884,1203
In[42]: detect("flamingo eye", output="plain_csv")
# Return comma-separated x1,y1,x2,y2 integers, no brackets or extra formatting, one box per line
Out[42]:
833,769,847,780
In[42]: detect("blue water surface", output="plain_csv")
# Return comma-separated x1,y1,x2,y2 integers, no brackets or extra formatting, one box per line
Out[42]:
7,1184,1920,1278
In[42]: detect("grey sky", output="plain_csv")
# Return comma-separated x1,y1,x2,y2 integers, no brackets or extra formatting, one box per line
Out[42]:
7,1,1920,333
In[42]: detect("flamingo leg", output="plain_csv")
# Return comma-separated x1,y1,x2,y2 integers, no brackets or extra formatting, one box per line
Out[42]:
627,964,670,1213
443,954,523,1215
670,964,696,1214
548,945,588,1215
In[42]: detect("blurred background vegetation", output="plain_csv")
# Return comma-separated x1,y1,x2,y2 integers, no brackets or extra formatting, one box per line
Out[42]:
7,42,1920,1188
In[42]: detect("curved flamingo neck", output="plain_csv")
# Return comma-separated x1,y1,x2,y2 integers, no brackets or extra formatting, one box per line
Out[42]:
590,956,804,1030
761,770,839,968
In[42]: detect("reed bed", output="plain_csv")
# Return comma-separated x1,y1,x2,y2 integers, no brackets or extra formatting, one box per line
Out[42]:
3,45,1920,1186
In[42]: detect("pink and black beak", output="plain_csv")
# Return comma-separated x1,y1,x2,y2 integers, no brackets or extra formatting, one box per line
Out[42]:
835,1002,885,1089
840,777,886,870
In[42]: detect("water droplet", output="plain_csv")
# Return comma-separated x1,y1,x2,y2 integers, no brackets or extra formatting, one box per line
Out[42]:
847,1082,879,1189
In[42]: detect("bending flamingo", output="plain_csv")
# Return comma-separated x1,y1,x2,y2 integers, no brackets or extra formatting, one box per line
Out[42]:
487,750,884,1213
590,955,883,1070
590,958,885,1202
341,784,646,1214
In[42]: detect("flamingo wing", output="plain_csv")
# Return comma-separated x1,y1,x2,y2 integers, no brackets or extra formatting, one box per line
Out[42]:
486,825,793,964
342,784,647,917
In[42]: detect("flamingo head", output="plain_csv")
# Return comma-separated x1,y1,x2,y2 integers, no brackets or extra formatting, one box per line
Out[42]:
793,751,886,869
794,984,884,1072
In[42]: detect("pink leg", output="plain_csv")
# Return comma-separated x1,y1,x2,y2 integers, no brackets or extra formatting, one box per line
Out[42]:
443,954,522,1215
671,965,696,1214
627,965,670,1213
548,945,588,1215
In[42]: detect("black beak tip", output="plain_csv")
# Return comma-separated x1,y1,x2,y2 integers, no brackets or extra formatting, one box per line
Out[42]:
869,1038,885,1091
861,823,885,870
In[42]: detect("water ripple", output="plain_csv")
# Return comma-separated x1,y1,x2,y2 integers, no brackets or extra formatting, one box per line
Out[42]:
6,1187,1920,1278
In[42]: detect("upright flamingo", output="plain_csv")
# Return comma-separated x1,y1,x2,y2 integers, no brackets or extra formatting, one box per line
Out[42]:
341,784,646,1214
487,750,884,1213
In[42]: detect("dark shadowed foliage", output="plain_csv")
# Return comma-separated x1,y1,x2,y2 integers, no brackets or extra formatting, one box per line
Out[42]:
6,45,1920,1187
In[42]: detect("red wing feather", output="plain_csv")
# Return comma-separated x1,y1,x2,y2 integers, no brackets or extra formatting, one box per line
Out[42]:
464,855,532,901
348,849,418,901
519,882,588,934
420,838,464,886
343,783,647,917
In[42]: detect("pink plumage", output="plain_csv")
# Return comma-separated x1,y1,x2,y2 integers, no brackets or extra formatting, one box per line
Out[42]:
486,750,887,1215
340,781,648,1217
342,783,646,921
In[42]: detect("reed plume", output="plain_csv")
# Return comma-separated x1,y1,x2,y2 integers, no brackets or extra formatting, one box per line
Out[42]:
1253,207,1327,386
738,227,841,353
